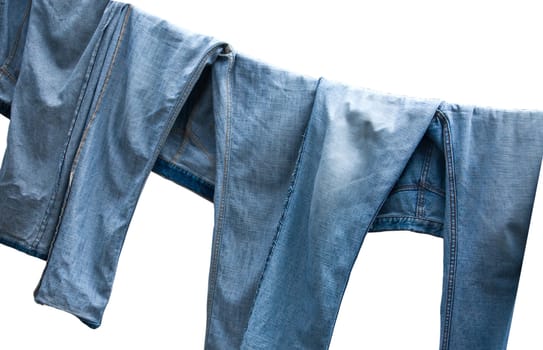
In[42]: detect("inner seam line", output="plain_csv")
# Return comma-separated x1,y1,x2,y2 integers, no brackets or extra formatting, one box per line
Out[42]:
416,142,434,218
240,80,317,347
31,3,121,250
31,3,129,250
436,109,458,350
391,183,445,197
206,51,235,340
171,114,215,164
373,215,443,226
33,4,132,278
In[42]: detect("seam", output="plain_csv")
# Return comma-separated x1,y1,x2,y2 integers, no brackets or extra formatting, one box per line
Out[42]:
241,81,316,346
0,235,48,260
372,215,444,226
206,51,234,336
0,0,31,79
368,227,443,238
187,128,214,162
34,11,227,317
324,107,444,348
436,110,458,350
156,155,214,189
0,66,16,82
390,183,446,197
68,6,131,183
171,110,215,164
31,3,128,250
416,142,433,218
105,42,228,258
36,3,131,271
171,127,190,162
153,158,214,201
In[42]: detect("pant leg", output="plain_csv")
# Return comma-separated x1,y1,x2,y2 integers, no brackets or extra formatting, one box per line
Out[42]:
438,105,543,350
32,4,227,328
241,87,543,349
0,0,111,258
0,0,218,259
0,0,221,330
204,54,318,349
241,80,441,349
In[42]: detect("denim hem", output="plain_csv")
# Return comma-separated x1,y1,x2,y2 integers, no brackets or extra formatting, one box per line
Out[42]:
0,235,47,260
152,156,214,201
369,216,443,237
0,99,10,118
33,293,100,329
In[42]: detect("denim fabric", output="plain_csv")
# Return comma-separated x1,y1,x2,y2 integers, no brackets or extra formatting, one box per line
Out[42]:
0,0,111,258
203,54,318,349
25,2,227,328
0,0,30,118
240,81,543,349
0,0,225,327
1,1,542,349
0,0,218,260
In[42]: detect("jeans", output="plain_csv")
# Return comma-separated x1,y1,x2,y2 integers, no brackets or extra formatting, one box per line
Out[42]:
1,1,542,349
1,1,315,347
241,82,543,349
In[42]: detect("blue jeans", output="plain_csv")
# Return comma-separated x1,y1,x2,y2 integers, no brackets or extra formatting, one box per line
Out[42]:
0,2,314,348
240,83,543,349
1,1,542,349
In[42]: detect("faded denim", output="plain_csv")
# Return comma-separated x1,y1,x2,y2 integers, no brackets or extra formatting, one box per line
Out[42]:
0,1,315,346
240,83,543,349
1,1,542,349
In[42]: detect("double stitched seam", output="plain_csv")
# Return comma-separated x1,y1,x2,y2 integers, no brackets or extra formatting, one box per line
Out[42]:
69,7,132,181
0,0,31,82
391,183,445,197
206,52,234,336
416,143,433,218
156,155,214,188
241,81,316,345
373,215,443,226
325,113,446,348
104,42,228,262
34,4,132,296
31,4,129,250
436,110,458,350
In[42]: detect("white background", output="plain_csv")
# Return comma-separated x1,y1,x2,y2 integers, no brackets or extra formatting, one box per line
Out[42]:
0,0,541,348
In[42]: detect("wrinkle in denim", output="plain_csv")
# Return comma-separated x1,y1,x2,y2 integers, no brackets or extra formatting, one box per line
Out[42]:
0,0,111,258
